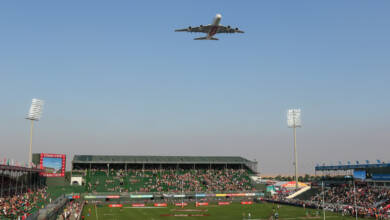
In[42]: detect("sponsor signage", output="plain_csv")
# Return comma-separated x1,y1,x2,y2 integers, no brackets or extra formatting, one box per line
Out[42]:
218,201,230,205
175,202,188,207
232,193,246,197
216,194,226,197
196,202,209,206
195,194,206,197
84,195,119,199
241,201,253,205
132,203,145,207
154,203,167,207
130,194,153,198
109,204,123,208
372,174,390,180
173,194,185,198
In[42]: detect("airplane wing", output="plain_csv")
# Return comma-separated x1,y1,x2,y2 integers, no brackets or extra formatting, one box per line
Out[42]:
175,25,212,33
217,25,244,33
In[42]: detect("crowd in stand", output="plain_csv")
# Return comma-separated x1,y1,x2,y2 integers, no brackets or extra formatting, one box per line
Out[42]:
58,200,83,220
83,168,255,193
272,183,390,219
310,184,390,218
0,188,48,220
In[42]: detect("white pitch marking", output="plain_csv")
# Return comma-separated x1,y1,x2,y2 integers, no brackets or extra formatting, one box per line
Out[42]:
95,204,99,220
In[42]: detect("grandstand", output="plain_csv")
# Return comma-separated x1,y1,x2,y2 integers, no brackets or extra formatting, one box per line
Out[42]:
0,164,48,219
71,155,257,193
0,164,43,197
315,161,390,186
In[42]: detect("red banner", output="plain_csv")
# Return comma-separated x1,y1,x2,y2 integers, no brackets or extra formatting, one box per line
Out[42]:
218,201,230,205
175,203,188,207
196,202,209,206
109,204,123,208
132,203,145,207
72,195,80,199
154,203,167,207
241,201,253,205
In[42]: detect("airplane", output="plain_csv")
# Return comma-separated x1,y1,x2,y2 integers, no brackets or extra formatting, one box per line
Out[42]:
175,14,244,40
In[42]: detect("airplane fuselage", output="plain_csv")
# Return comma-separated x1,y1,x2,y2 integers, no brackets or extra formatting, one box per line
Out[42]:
206,14,222,39
175,13,243,40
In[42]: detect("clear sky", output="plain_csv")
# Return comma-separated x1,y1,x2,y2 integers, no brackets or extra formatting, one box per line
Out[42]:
1,1,389,174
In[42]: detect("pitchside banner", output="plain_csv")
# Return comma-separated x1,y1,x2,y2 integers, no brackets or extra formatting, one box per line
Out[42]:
39,153,66,177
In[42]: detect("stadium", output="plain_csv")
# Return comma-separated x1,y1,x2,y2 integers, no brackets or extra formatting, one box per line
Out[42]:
2,1,390,220
1,152,390,219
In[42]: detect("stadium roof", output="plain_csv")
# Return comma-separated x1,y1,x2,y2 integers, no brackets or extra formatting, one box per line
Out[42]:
72,155,255,164
315,163,390,171
0,164,41,172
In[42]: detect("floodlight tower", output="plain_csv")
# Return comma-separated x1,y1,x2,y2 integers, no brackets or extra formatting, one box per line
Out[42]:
26,99,44,168
287,109,301,189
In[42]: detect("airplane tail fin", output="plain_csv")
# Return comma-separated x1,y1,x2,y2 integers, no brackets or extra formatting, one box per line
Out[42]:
194,37,219,40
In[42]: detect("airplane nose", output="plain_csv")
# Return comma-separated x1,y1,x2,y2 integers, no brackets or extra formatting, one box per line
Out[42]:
216,14,222,18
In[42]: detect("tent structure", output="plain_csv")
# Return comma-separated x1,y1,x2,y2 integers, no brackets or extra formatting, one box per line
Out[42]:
281,181,308,188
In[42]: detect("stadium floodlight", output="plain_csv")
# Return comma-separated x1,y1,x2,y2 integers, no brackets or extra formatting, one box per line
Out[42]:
27,99,44,121
287,109,301,128
26,98,44,167
287,109,301,190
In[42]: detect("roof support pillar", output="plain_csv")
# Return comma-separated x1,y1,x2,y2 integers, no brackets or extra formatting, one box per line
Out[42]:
9,170,12,196
1,171,4,197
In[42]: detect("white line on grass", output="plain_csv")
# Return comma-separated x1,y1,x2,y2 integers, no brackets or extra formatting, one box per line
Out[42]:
123,207,167,209
95,204,99,220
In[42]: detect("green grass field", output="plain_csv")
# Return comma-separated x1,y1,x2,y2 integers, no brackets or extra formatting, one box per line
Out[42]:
80,202,363,220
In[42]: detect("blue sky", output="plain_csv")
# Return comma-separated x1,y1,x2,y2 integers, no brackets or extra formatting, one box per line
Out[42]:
1,1,389,174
